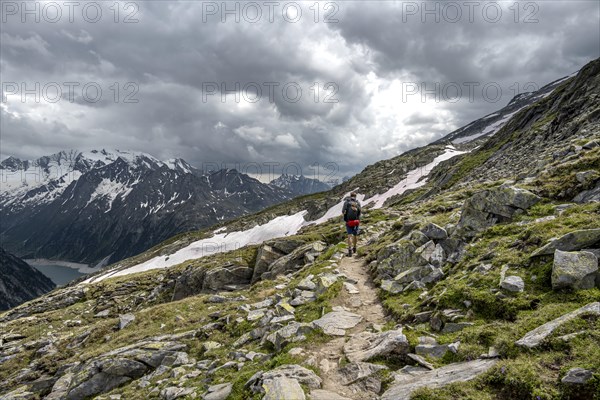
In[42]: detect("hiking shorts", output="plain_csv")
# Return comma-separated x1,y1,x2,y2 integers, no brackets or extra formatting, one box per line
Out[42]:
346,224,359,235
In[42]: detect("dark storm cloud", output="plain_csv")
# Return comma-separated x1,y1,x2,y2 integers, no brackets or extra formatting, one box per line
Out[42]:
1,1,598,180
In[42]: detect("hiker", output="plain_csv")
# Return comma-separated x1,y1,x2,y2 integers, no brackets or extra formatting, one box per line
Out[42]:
342,192,361,256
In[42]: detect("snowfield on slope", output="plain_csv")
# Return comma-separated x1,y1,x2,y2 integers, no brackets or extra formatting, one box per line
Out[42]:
83,147,466,284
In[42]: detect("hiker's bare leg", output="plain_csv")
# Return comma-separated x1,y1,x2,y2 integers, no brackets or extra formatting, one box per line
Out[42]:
353,235,358,247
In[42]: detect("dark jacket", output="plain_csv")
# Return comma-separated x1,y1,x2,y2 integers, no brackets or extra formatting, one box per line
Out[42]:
342,197,361,221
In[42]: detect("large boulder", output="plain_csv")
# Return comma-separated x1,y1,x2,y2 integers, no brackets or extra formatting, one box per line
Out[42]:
203,264,253,291
456,186,540,238
375,241,428,281
381,359,498,400
262,364,322,389
344,328,409,363
551,250,598,290
260,241,326,281
262,377,305,400
516,302,600,348
532,229,600,257
311,311,363,336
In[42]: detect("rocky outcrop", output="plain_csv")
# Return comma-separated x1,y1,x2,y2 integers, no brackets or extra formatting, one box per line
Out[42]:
532,229,600,257
381,359,498,400
252,239,306,283
516,302,600,348
259,241,326,281
551,250,599,290
343,328,409,363
455,185,540,238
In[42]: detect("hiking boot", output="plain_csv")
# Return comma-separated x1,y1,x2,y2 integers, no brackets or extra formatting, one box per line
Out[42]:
347,248,353,257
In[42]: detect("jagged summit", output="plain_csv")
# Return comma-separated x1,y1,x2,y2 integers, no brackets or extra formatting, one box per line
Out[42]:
270,174,331,196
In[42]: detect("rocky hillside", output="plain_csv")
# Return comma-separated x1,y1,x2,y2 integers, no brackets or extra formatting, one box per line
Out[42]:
0,150,314,266
269,175,331,197
0,248,55,311
1,58,599,400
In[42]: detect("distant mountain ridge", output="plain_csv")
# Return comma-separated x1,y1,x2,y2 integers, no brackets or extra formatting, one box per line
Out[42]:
0,150,325,266
0,247,55,311
269,174,331,196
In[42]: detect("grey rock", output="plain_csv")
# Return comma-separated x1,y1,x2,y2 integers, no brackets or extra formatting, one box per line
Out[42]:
552,250,598,290
561,368,594,385
203,382,232,400
203,265,253,291
339,361,388,385
500,275,525,292
532,229,600,256
421,223,448,240
265,322,314,351
297,276,316,291
262,364,322,389
263,241,326,280
119,314,135,330
262,377,305,400
441,322,474,333
516,302,600,348
382,359,498,400
344,328,409,363
380,280,403,294
406,353,434,370
160,387,194,400
456,186,540,238
312,311,363,336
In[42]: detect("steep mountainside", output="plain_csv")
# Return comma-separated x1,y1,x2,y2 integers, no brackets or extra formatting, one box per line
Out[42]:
0,247,55,311
1,58,599,400
0,150,302,266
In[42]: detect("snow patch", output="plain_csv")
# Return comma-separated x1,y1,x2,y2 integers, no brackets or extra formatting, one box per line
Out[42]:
83,211,309,283
363,147,468,209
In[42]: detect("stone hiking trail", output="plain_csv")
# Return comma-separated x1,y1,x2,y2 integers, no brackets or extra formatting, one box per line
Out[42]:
305,235,388,400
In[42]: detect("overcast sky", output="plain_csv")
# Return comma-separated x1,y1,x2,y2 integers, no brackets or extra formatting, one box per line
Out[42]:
1,1,598,181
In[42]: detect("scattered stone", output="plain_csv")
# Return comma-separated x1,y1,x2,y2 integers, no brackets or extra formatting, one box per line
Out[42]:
262,364,322,389
561,368,594,386
312,311,363,336
339,362,388,385
247,308,268,321
297,276,316,291
382,359,498,400
413,311,433,323
441,322,474,333
262,377,305,400
202,383,232,400
266,322,314,351
532,229,600,256
500,275,525,292
343,282,359,294
202,341,222,352
421,223,448,240
94,309,111,318
516,302,600,348
381,280,403,294
118,314,135,330
552,250,598,290
406,353,434,370
344,328,409,363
